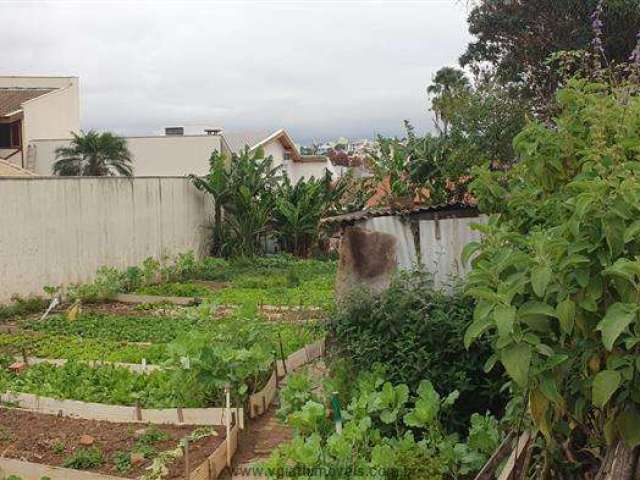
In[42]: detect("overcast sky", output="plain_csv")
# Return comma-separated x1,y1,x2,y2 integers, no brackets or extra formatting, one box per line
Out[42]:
2,0,472,144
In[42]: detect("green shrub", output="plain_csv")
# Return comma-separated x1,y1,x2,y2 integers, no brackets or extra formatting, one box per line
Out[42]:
264,370,501,480
112,451,131,473
465,80,640,473
136,282,212,298
67,267,124,303
0,296,48,322
63,447,103,469
276,371,317,422
330,269,505,432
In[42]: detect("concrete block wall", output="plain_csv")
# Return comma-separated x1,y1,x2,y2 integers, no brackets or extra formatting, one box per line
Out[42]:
0,177,213,302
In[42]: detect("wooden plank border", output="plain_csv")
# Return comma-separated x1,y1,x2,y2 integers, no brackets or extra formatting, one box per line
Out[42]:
0,457,127,480
0,392,244,429
276,338,326,377
248,371,277,419
114,293,201,306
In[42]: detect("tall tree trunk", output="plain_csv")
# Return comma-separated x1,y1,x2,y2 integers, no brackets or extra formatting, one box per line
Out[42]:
595,441,639,480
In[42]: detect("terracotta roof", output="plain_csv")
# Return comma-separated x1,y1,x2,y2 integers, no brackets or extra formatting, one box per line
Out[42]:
0,159,36,177
0,88,55,117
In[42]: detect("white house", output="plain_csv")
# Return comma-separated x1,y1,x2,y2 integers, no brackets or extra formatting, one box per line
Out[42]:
29,127,335,181
0,76,80,171
220,129,335,183
1,75,334,181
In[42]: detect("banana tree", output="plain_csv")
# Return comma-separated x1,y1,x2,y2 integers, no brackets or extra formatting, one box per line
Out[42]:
273,171,346,257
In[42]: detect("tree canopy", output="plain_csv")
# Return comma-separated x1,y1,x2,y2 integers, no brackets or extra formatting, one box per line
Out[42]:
53,130,133,177
460,0,640,100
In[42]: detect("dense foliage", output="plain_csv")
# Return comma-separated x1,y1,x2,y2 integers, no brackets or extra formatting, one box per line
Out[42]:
62,251,336,307
272,172,346,258
465,80,640,475
265,369,501,479
1,307,322,406
5,301,320,358
191,148,345,258
22,312,203,343
460,0,640,104
0,332,167,364
0,296,48,322
330,270,505,432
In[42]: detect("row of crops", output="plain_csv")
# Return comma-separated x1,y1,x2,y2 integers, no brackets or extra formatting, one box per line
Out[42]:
0,255,333,409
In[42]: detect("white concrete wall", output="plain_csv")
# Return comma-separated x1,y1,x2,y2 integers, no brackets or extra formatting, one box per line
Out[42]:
22,83,80,146
419,215,486,289
28,139,68,174
262,140,286,167
289,160,334,183
127,135,222,176
30,135,222,176
0,177,214,302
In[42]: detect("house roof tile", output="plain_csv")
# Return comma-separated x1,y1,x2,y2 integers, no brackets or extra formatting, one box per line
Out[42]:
0,88,55,117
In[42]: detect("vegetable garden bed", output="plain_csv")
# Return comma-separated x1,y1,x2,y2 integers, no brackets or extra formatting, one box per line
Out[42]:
0,407,226,479
0,255,335,479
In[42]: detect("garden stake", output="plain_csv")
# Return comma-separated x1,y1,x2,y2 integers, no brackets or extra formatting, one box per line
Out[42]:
183,438,190,479
135,401,142,421
225,384,231,468
331,392,343,434
278,332,287,375
273,355,279,389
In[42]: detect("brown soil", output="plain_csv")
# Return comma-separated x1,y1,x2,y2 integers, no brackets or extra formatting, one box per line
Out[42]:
0,407,226,479
258,306,326,324
192,281,230,291
83,302,191,318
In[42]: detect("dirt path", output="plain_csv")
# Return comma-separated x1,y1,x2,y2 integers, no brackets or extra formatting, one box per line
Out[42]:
224,360,328,479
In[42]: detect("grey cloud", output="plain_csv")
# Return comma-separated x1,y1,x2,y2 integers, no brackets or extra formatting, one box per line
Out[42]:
1,0,471,143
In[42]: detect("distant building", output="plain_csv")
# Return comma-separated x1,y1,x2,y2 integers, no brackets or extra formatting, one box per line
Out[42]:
0,76,80,171
0,158,36,177
220,129,335,183
1,75,333,181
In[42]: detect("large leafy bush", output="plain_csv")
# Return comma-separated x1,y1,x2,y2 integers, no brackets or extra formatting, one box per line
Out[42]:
264,370,501,479
465,79,640,474
329,269,505,432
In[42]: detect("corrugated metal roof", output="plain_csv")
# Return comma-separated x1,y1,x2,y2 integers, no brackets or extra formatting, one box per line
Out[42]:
0,88,54,117
321,204,479,226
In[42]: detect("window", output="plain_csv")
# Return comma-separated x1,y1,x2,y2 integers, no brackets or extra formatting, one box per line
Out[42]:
0,125,10,148
0,122,21,148
283,151,291,161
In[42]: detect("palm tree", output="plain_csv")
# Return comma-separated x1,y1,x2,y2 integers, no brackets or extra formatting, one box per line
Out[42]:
427,67,470,135
427,67,469,96
52,130,133,176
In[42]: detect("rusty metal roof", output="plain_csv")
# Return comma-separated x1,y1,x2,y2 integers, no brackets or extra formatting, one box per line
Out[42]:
321,204,479,226
0,88,54,117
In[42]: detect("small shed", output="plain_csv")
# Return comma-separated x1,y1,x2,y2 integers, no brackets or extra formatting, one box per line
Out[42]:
322,204,484,291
